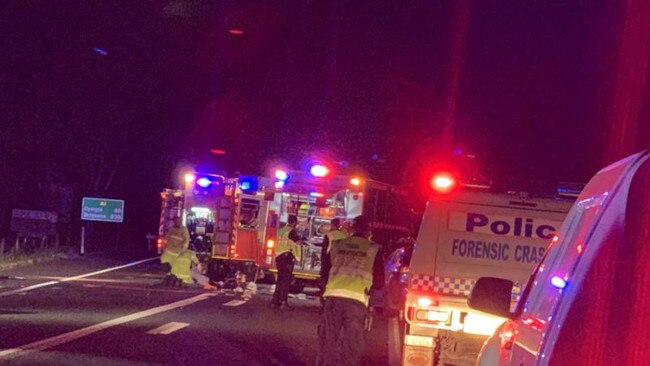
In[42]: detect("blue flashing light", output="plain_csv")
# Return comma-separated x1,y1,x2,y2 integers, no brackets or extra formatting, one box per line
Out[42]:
239,175,258,192
371,154,379,161
310,165,329,177
93,47,108,56
551,276,567,289
453,149,463,155
197,177,212,188
309,192,324,198
339,161,349,167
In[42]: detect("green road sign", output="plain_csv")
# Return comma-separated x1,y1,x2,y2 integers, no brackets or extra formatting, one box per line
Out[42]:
81,197,124,223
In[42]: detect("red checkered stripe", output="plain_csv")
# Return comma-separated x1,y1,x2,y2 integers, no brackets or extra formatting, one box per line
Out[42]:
410,274,523,299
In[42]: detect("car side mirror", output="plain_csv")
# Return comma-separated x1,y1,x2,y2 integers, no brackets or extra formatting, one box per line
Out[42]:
468,277,514,319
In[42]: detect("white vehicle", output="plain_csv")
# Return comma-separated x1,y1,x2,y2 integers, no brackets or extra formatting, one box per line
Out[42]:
402,173,575,366
470,150,650,366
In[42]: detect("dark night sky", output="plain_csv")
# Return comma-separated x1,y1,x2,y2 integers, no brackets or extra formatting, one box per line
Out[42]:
1,1,648,248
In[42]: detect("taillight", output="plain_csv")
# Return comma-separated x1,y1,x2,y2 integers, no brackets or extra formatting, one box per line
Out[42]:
266,240,275,249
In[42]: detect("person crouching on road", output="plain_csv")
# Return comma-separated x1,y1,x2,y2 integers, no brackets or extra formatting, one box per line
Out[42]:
271,215,303,308
160,217,190,285
168,249,217,290
317,215,384,366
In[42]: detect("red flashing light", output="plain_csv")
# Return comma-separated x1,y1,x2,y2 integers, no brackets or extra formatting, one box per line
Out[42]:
210,149,226,155
350,178,361,186
430,173,456,193
228,29,244,35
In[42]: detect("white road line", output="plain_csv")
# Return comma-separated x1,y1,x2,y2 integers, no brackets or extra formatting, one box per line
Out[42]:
388,317,402,366
222,300,246,307
146,322,190,335
0,293,216,360
0,257,157,297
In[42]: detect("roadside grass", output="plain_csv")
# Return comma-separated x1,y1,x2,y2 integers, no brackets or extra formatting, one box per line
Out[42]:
0,247,73,271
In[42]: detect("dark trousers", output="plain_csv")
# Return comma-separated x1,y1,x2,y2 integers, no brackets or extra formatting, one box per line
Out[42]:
272,265,293,305
317,297,367,366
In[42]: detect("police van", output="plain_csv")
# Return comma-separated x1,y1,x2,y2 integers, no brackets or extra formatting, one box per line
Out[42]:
402,173,575,366
469,150,650,366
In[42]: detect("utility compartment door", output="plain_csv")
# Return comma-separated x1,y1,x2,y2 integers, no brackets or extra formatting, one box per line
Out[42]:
212,195,234,257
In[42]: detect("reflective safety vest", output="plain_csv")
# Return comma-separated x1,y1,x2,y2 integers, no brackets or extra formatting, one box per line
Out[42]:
165,225,189,254
298,203,310,217
276,225,301,261
170,250,198,284
325,229,348,253
323,236,379,306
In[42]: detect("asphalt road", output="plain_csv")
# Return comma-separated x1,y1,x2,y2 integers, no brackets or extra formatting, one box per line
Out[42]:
0,255,394,366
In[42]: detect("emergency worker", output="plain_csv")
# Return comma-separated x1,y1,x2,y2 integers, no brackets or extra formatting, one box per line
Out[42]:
317,215,384,366
163,217,190,254
271,215,304,308
160,217,190,284
275,215,303,261
319,218,348,289
166,248,217,290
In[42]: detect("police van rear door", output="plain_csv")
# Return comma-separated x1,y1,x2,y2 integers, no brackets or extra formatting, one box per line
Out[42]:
435,191,571,293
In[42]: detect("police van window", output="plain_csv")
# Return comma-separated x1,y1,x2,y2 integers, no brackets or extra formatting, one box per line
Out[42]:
516,194,606,323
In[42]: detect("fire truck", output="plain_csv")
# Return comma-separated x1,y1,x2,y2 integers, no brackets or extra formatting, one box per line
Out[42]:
401,172,579,366
254,165,418,292
157,172,273,282
158,165,419,288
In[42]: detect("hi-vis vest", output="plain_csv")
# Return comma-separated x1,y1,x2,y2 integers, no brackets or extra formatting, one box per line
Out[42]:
276,225,300,261
325,229,348,253
323,236,379,306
